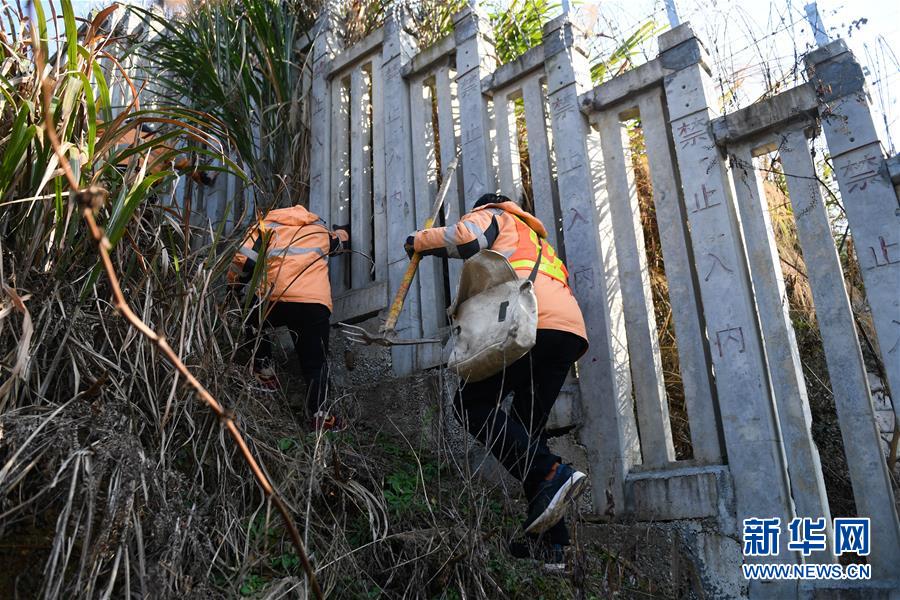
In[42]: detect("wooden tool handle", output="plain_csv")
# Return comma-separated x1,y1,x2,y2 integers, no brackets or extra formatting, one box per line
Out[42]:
383,254,421,332
381,158,457,335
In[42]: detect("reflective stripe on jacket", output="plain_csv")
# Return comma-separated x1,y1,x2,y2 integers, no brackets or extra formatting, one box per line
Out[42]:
229,205,348,310
412,201,587,343
507,215,570,284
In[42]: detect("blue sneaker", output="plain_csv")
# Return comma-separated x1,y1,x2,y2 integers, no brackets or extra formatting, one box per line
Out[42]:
524,464,587,534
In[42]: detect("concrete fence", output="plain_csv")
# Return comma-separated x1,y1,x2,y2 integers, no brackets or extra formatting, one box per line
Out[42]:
297,7,900,592
194,6,900,596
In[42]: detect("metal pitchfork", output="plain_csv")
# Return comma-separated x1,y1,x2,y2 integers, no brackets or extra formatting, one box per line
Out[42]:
339,157,459,346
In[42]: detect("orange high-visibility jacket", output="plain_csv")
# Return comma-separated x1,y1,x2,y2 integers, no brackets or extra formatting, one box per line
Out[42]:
412,201,587,343
229,206,349,310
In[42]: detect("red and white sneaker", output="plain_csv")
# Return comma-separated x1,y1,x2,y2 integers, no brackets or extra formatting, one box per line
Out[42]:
251,366,280,392
311,411,347,432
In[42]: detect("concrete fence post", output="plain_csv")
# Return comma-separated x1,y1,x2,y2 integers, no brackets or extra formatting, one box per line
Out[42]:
658,24,798,595
592,108,676,468
453,7,497,210
542,15,639,515
637,89,723,464
382,10,421,376
349,67,374,287
433,64,465,301
804,40,900,579
309,8,341,221
728,139,834,561
805,41,900,421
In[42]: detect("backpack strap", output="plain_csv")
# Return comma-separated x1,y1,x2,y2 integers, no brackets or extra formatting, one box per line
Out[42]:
510,213,544,284
528,240,542,284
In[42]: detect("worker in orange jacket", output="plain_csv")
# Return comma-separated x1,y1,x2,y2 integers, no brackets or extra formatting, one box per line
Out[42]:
406,193,588,570
230,205,349,430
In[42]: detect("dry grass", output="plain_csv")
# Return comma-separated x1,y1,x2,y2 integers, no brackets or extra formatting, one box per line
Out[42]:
0,284,649,598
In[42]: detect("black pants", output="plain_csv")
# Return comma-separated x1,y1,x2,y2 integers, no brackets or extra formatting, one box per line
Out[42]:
453,329,587,544
253,301,331,414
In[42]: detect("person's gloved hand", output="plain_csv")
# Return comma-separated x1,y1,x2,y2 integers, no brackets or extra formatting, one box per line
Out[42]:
404,234,416,259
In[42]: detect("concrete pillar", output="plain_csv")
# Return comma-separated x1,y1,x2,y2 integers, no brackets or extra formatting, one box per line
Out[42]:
593,108,675,468
521,76,560,250
542,14,639,515
453,7,497,209
409,77,444,338
308,8,341,220
805,41,900,422
382,10,421,376
637,88,723,464
804,40,900,578
433,64,465,301
659,24,798,596
370,58,388,283
349,67,373,287
729,139,834,562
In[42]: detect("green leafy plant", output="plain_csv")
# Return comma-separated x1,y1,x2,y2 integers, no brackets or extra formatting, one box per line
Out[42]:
590,19,663,83
239,573,267,596
248,513,281,542
489,0,559,64
383,467,420,512
271,552,301,572
133,0,317,211
394,0,559,65
0,0,230,389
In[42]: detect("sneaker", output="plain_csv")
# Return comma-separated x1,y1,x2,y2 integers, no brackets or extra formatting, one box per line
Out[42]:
252,366,280,391
311,411,346,432
541,543,568,575
508,539,568,574
524,464,587,535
